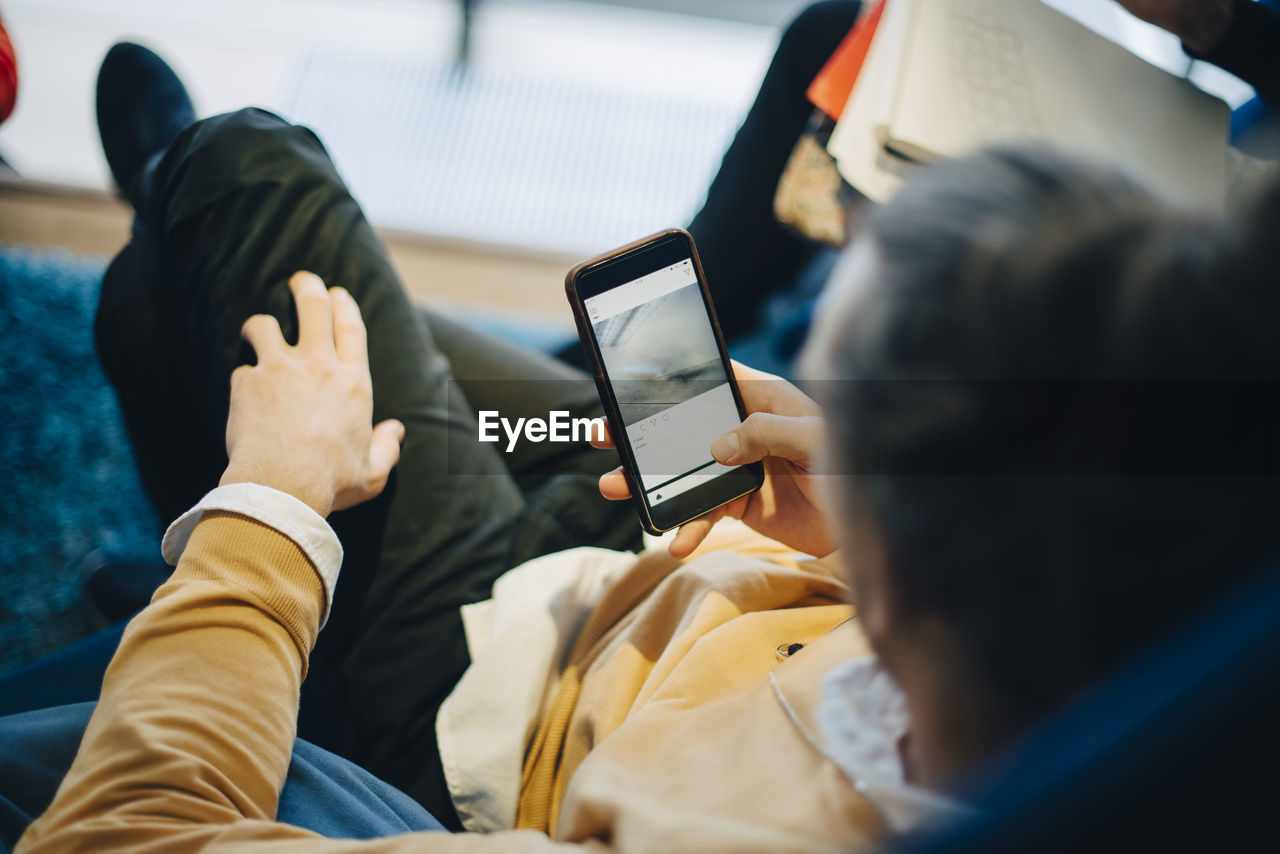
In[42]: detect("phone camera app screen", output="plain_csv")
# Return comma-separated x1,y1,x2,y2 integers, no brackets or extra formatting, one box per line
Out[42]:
584,259,743,509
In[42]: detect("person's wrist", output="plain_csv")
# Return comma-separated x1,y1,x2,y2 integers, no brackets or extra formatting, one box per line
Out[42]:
219,456,334,518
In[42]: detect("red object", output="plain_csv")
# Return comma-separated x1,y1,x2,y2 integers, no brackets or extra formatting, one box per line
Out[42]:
806,0,886,121
0,11,17,123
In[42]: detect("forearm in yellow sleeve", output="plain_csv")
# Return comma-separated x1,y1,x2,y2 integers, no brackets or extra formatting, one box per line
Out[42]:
17,510,325,852
17,512,608,854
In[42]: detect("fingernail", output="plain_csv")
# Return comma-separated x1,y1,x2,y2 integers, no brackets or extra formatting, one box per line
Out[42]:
710,432,740,463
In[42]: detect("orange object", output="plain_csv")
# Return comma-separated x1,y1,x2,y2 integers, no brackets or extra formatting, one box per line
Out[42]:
806,0,886,121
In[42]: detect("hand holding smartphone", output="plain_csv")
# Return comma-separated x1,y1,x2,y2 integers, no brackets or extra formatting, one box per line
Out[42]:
593,360,836,560
566,229,764,536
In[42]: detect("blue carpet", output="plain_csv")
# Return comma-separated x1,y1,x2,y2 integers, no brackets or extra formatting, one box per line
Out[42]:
0,245,162,672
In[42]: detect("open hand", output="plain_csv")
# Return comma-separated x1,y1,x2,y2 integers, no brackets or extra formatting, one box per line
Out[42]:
595,362,834,559
219,271,404,517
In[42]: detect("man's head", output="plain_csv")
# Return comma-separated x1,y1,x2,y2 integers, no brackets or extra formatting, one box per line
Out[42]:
804,147,1280,788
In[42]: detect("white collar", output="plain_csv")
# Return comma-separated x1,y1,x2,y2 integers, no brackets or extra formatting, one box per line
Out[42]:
815,657,972,832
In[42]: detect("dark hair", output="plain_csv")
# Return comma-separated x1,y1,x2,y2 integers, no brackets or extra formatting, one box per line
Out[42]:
816,147,1280,737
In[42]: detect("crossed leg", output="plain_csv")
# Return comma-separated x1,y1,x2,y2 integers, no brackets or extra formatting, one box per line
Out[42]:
93,107,639,828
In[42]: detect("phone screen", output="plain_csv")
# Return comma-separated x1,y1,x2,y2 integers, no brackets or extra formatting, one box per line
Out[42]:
583,253,757,527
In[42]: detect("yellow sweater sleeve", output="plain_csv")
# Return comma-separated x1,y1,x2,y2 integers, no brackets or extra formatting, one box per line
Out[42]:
17,512,601,854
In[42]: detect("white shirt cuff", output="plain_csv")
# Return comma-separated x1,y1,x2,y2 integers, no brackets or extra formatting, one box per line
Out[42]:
161,483,343,627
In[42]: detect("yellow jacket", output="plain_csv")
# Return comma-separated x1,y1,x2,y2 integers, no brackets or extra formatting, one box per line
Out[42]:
20,511,890,853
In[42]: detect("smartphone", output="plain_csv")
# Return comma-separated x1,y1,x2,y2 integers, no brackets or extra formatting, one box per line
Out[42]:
566,228,764,535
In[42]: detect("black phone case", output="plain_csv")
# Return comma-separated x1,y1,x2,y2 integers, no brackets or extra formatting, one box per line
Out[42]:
565,228,763,535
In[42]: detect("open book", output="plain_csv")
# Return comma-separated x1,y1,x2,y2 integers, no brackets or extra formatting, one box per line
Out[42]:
828,0,1232,211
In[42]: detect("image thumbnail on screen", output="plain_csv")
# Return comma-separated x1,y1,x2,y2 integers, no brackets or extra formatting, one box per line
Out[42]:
586,261,745,506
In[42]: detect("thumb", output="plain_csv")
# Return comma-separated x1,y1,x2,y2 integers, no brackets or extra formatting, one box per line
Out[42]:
368,419,406,484
711,412,821,467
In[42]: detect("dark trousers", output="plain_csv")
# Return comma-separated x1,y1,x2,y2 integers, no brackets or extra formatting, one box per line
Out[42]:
689,0,860,342
0,0,864,835
93,107,641,830
553,0,861,368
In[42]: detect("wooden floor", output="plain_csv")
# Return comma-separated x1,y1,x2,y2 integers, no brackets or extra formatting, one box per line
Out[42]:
0,179,577,330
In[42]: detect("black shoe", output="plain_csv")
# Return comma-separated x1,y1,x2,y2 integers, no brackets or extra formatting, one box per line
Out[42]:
96,42,195,196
